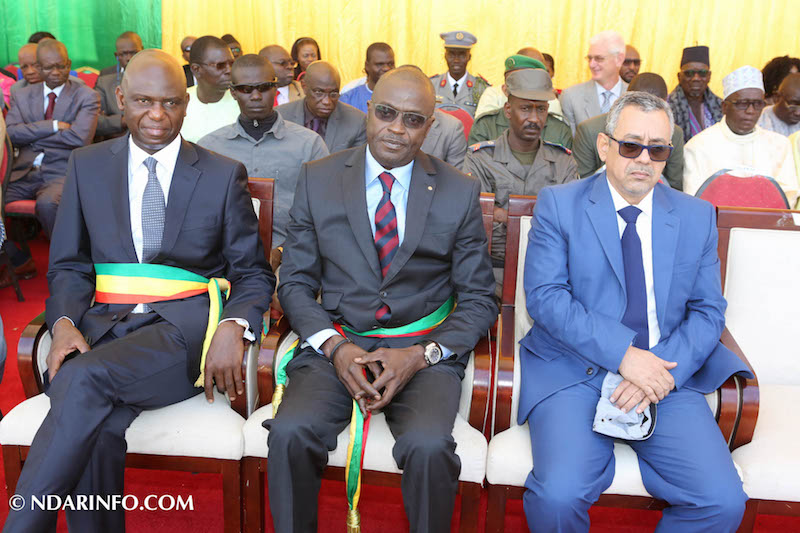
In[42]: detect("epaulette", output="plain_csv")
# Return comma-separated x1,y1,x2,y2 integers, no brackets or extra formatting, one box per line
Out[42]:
543,140,572,155
468,140,495,153
475,74,491,86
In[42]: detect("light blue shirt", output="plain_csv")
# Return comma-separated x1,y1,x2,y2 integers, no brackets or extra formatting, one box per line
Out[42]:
339,83,372,114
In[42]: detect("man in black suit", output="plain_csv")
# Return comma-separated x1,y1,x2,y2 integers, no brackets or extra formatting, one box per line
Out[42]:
3,50,273,533
267,66,497,532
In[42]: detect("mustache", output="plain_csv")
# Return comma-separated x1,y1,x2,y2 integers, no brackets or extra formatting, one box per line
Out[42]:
523,124,541,132
626,164,654,177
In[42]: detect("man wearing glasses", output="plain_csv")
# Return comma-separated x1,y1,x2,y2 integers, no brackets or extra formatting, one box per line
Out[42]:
619,45,641,84
521,90,752,532
180,36,239,143
560,30,628,134
757,73,800,137
668,45,723,142
95,31,144,138
683,65,799,207
259,45,304,106
266,66,496,532
198,54,328,269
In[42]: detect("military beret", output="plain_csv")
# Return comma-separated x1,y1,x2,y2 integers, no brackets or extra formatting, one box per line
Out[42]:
504,55,547,73
440,31,477,49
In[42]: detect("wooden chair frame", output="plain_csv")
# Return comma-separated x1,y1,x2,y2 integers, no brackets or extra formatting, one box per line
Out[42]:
485,195,760,533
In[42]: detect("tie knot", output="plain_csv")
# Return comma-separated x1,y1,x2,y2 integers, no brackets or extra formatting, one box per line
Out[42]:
618,205,642,224
379,172,395,193
144,157,158,174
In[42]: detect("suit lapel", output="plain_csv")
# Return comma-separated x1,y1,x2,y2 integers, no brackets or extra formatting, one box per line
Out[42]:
382,152,436,285
586,172,625,288
584,81,600,118
159,140,201,256
53,80,76,119
651,184,679,328
108,136,138,262
343,147,382,277
325,104,341,146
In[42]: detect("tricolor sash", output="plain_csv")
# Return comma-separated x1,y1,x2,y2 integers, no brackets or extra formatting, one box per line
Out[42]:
271,296,456,532
94,263,230,387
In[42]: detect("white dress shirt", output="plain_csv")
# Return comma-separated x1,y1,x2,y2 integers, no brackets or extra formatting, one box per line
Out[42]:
33,83,66,167
447,72,467,96
607,178,662,349
276,86,290,106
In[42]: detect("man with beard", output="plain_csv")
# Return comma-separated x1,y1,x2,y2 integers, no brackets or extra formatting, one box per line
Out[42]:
757,73,800,136
465,67,577,295
180,36,239,143
259,45,304,106
339,42,396,113
683,65,798,207
277,60,367,153
668,46,723,142
429,31,489,117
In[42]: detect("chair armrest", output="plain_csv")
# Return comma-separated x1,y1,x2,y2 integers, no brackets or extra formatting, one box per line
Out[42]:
254,314,289,410
467,333,492,437
231,333,261,418
17,312,47,398
720,327,759,451
492,306,516,436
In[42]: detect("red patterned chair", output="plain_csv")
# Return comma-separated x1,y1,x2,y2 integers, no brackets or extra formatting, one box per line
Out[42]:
696,170,790,209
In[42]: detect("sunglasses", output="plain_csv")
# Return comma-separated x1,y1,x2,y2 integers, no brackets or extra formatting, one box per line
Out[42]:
232,81,278,94
681,69,710,78
727,99,766,112
623,59,641,66
182,47,192,53
273,59,298,69
373,103,430,129
607,134,673,162
201,60,234,71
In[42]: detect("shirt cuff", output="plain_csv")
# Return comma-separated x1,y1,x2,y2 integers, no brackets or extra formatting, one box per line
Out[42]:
219,318,255,342
52,120,58,132
54,316,75,328
305,328,339,355
440,345,454,360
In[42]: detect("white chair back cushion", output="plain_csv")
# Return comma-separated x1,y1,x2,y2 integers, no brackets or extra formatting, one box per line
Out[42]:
36,332,51,385
510,215,534,428
251,198,261,219
723,228,800,385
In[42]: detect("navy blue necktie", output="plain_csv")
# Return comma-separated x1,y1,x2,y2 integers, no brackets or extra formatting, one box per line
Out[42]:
618,206,649,349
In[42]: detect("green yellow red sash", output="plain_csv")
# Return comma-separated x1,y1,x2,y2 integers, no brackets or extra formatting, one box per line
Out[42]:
94,263,230,387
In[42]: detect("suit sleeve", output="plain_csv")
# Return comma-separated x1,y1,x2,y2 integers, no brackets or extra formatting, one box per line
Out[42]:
95,84,122,137
650,203,727,388
219,163,275,330
572,122,601,178
559,92,577,134
446,121,467,170
45,152,97,329
33,89,100,149
309,135,330,161
6,98,58,145
427,178,498,358
463,152,494,195
354,115,367,147
524,186,635,372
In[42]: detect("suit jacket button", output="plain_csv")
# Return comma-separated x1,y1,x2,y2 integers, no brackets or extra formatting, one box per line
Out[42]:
380,291,387,298
586,367,594,375
112,314,118,320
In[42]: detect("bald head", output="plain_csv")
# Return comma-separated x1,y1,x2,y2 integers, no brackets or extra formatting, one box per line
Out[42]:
373,66,436,115
517,47,545,64
303,61,340,87
36,40,70,89
18,43,42,84
259,45,294,87
180,36,196,62
231,53,276,84
302,61,341,118
628,72,668,101
775,72,800,125
122,49,186,92
36,39,68,63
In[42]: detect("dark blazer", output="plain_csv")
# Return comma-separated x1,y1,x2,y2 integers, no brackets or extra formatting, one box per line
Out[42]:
277,98,367,153
183,64,196,88
46,135,274,381
94,72,125,138
278,146,497,363
6,80,100,183
99,64,117,77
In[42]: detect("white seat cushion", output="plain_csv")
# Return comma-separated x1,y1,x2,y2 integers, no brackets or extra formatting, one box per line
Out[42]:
0,391,245,461
732,384,800,502
243,403,488,484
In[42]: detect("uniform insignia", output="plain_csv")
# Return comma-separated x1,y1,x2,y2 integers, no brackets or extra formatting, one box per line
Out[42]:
440,77,447,88
476,74,491,86
466,79,473,88
456,32,464,40
543,140,572,155
468,140,495,152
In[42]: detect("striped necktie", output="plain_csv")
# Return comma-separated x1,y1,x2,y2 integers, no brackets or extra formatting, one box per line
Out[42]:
374,171,399,323
601,90,614,114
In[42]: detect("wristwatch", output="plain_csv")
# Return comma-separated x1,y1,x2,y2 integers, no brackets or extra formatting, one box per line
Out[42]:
416,340,443,365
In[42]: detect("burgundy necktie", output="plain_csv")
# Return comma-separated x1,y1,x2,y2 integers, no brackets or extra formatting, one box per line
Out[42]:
44,92,57,120
374,172,399,323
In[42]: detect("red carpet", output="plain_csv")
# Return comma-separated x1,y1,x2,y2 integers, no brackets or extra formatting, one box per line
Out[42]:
0,236,796,532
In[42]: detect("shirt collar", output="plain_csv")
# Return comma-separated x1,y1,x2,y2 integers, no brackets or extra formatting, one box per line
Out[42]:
44,83,66,98
595,77,623,98
365,146,414,192
128,133,183,175
228,112,287,141
606,173,654,218
447,72,467,87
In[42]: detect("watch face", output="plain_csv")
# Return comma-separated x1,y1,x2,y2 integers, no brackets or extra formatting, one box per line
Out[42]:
425,343,442,365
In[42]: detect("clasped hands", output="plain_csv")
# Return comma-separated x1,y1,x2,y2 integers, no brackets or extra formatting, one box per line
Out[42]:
322,334,427,416
611,345,678,415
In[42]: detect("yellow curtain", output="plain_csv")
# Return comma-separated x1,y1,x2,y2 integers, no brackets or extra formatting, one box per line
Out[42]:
161,0,800,96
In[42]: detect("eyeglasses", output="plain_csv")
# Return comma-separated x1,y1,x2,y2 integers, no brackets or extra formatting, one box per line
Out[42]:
681,69,710,78
727,99,766,112
232,81,278,94
230,47,242,53
116,50,139,58
309,88,340,100
201,60,234,71
182,47,192,53
373,103,430,129
273,59,298,69
586,55,608,64
623,58,641,66
606,134,673,162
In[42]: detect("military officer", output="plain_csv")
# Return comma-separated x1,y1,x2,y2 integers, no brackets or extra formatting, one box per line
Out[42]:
429,30,490,117
465,68,577,294
469,55,573,149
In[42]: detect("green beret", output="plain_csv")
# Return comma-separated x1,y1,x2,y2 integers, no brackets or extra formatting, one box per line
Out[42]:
504,55,547,73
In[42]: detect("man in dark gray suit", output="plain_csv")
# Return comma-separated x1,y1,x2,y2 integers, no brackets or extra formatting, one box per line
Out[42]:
420,108,467,168
266,66,497,532
95,32,144,138
277,60,367,153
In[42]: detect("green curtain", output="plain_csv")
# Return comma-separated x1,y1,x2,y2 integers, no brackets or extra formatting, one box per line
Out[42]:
0,0,161,71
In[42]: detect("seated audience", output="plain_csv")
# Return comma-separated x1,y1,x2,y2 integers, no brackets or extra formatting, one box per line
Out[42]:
3,49,273,532
339,42,395,113
465,68,577,294
181,36,239,143
421,109,467,169
762,55,800,105
560,30,627,133
198,54,329,261
757,72,800,136
573,73,685,190
259,45,304,105
468,54,572,149
221,33,243,58
429,30,489,117
684,65,798,206
2,39,99,288
619,44,641,83
266,65,496,533
668,45,722,142
180,35,197,87
95,31,144,138
521,89,751,533
291,37,320,79
10,43,85,107
277,60,366,153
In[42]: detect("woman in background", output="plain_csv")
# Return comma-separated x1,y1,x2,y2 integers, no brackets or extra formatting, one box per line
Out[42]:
291,37,321,80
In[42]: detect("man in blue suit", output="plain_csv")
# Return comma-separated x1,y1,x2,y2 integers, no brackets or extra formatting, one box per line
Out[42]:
520,91,752,532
